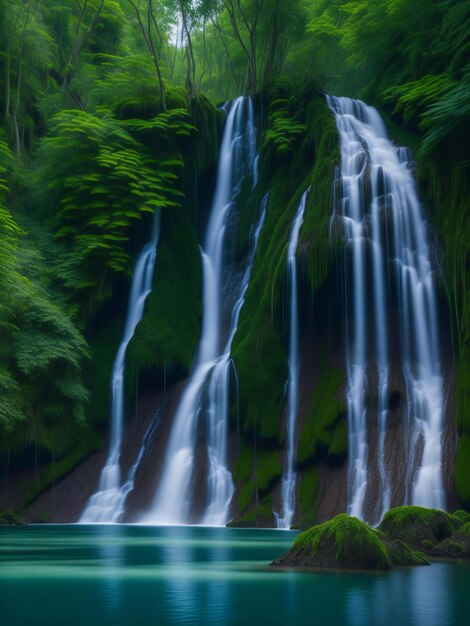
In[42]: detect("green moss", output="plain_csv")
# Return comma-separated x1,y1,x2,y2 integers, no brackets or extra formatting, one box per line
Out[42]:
299,99,341,293
273,514,430,569
233,495,275,527
126,206,202,387
255,449,282,493
329,419,348,457
228,83,340,524
188,93,221,179
384,540,430,567
453,510,470,523
298,467,319,526
433,539,467,557
232,85,339,448
457,522,470,537
455,436,470,502
291,514,392,569
236,482,255,514
232,442,253,484
231,178,300,442
297,355,345,464
431,523,470,558
378,505,462,552
258,494,275,523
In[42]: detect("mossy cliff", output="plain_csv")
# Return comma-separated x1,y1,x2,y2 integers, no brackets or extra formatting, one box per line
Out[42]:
125,205,203,394
230,80,344,525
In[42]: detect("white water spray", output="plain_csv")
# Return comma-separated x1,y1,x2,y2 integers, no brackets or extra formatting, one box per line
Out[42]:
80,212,160,523
328,95,445,520
276,189,309,529
143,97,260,525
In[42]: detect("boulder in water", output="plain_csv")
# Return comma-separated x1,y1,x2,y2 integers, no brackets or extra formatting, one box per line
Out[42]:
271,513,429,570
378,506,463,553
430,522,470,558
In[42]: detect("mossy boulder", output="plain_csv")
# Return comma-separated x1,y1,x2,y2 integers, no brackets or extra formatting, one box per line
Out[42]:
452,509,470,523
271,514,429,570
430,522,470,558
378,506,463,553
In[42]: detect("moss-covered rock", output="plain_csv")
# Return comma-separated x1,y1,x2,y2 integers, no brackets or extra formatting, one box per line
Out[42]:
378,506,463,553
272,514,429,570
430,522,470,558
452,509,470,523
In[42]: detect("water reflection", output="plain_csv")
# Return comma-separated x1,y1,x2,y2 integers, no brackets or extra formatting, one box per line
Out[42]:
160,526,198,624
346,562,452,626
203,530,232,624
1,526,469,626
97,525,123,617
409,563,451,626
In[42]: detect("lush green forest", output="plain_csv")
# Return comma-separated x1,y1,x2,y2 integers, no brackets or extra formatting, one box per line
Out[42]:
0,0,468,516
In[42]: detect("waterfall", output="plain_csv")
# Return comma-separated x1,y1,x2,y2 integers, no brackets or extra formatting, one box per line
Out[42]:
143,96,259,525
203,193,267,525
80,212,161,523
275,188,309,530
327,95,445,521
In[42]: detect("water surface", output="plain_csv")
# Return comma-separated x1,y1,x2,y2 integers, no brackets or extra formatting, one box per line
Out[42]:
0,525,468,625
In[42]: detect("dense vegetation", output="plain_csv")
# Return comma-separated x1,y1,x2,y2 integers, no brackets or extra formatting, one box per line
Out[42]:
0,0,468,516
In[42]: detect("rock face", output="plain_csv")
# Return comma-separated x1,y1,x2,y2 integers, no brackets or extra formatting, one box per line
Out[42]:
378,506,463,553
271,513,429,570
430,522,470,558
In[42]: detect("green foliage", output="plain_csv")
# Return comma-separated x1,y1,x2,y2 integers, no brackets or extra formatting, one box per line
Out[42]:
0,139,23,331
262,98,307,155
0,133,90,454
37,109,188,298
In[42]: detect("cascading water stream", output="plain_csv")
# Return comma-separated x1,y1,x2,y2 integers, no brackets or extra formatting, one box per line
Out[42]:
143,97,259,525
203,193,267,526
328,95,445,521
275,189,309,530
80,212,161,523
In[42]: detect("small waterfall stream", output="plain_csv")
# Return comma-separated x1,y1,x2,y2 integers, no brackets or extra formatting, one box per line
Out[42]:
80,212,161,523
275,189,309,530
328,95,445,521
202,194,267,525
143,97,260,525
